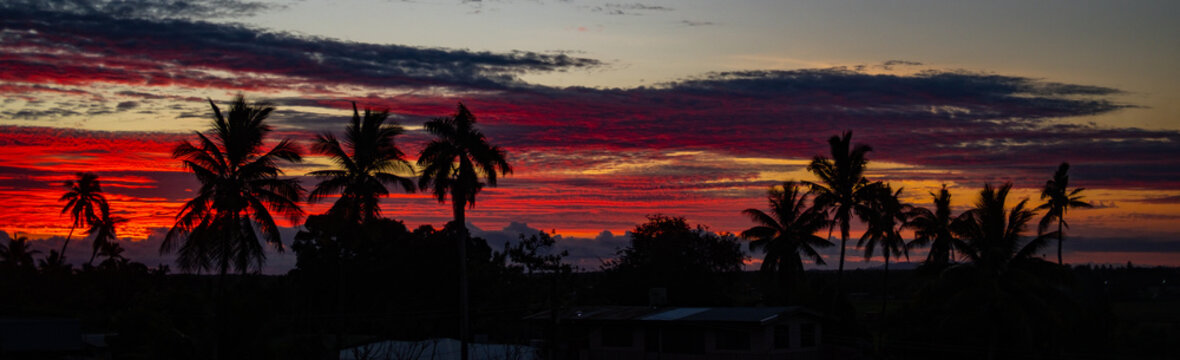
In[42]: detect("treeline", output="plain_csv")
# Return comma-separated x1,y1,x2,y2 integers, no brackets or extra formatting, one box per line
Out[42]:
1,96,1177,359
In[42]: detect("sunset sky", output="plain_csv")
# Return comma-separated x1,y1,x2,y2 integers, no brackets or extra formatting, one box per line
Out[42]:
1,0,1177,272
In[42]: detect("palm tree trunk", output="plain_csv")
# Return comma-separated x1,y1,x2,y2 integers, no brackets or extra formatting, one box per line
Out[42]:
837,222,849,293
1062,217,1071,264
453,194,470,360
88,243,100,266
881,255,889,319
60,226,74,259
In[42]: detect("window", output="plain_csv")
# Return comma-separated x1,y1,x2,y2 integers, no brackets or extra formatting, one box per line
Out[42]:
715,329,751,351
800,323,816,347
773,325,791,349
601,326,633,348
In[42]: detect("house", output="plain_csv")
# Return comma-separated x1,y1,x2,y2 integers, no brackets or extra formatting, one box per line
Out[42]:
339,337,538,360
527,306,823,360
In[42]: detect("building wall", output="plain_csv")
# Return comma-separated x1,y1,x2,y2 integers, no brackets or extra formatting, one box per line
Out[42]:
579,320,821,360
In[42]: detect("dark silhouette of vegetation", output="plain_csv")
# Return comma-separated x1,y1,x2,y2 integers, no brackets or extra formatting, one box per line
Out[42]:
602,215,746,305
805,131,875,296
740,181,833,304
858,183,908,318
1037,162,1092,265
162,95,305,275
906,183,1072,359
86,213,127,266
308,102,416,223
59,172,108,263
416,103,511,360
7,98,1168,359
905,184,964,270
0,232,39,271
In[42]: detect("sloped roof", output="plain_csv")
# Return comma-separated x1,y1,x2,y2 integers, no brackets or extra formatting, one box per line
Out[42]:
526,306,819,325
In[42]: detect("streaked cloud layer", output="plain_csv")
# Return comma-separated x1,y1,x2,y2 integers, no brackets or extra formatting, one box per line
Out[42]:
1,0,1177,271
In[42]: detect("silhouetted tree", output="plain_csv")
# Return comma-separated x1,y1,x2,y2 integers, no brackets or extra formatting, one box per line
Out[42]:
39,249,70,274
0,232,40,271
805,131,875,295
308,102,416,223
604,215,745,305
1037,162,1092,266
858,183,908,317
162,95,305,275
59,172,108,261
506,232,572,276
914,183,1067,358
86,213,127,265
740,181,832,303
905,184,966,269
417,103,511,360
95,240,128,268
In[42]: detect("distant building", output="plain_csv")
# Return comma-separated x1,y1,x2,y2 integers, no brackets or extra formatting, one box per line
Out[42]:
339,337,538,360
527,306,823,360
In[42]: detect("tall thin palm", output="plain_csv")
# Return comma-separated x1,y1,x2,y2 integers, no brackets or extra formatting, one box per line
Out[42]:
741,181,833,301
417,103,511,360
1,233,40,270
906,184,966,267
86,214,127,266
309,102,416,222
59,172,108,259
1036,162,1092,266
858,183,908,316
162,95,305,275
804,131,875,293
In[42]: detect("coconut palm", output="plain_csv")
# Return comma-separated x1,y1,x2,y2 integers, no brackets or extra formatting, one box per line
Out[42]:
741,181,833,302
95,241,128,268
0,232,40,270
906,184,966,268
86,213,127,266
858,183,908,316
804,131,875,292
417,103,511,360
1037,162,1092,266
308,103,416,222
920,183,1064,358
162,95,305,275
59,172,108,260
955,183,1052,269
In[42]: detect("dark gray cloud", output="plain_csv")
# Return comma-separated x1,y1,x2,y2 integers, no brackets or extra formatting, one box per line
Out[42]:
589,3,674,15
1131,195,1180,204
115,101,139,111
0,0,279,19
0,4,603,93
1069,236,1180,253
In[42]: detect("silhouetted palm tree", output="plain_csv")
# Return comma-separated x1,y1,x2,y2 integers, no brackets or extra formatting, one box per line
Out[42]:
805,131,875,293
741,181,833,302
1037,162,1092,266
417,103,511,360
86,214,127,266
162,95,305,275
96,241,128,268
956,183,1052,269
934,183,1061,358
308,103,416,222
858,183,908,316
39,250,69,274
905,184,965,268
0,232,40,270
59,172,108,260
